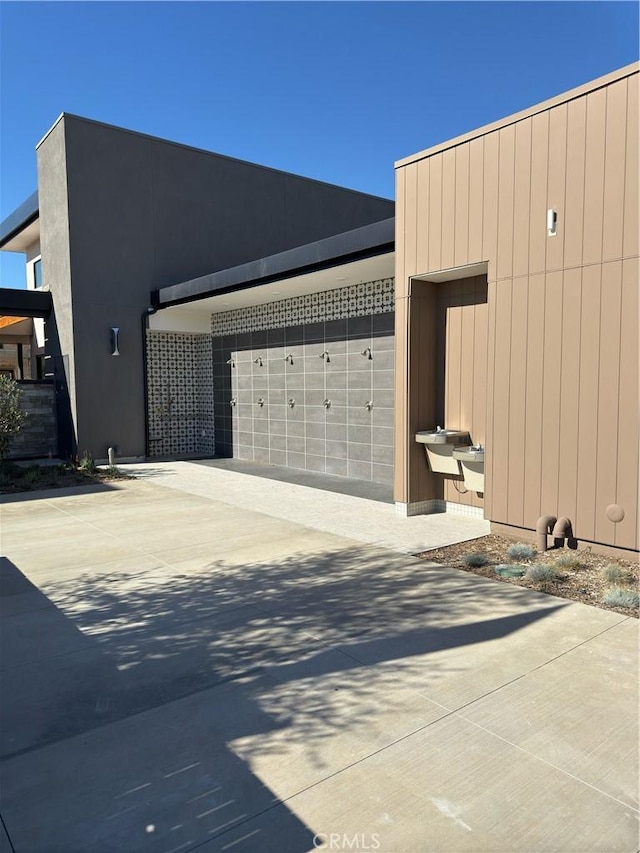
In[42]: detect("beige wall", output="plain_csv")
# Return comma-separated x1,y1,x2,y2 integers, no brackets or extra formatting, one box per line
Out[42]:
395,64,639,552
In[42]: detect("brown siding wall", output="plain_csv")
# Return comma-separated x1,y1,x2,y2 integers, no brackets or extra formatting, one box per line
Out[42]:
396,66,639,551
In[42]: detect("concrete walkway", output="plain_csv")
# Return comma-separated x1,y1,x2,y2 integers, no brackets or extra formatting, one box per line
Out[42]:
0,477,638,853
118,460,491,554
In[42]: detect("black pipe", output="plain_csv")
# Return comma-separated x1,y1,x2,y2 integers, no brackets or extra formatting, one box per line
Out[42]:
141,305,158,459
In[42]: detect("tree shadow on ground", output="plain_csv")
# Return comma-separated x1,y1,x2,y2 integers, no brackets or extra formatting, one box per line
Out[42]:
1,549,564,852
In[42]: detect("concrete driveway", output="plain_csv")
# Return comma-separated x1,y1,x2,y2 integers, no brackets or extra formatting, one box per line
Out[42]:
0,476,638,853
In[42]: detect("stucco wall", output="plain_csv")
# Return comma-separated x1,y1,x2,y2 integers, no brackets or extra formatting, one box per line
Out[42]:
37,114,393,460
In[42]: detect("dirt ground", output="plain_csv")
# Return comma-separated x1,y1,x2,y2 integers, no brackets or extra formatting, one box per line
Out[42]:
417,534,639,618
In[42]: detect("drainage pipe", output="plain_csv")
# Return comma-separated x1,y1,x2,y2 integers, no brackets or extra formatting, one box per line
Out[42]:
141,304,158,459
536,515,557,552
552,517,573,548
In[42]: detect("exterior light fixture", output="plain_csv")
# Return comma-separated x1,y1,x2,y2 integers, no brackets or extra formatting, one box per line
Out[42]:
547,209,558,237
110,327,120,356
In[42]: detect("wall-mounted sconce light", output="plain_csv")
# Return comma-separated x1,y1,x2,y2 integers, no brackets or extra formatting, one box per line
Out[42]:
288,397,295,408
226,357,236,368
253,357,263,367
361,347,372,359
322,398,331,409
365,400,374,411
230,398,237,407
547,209,558,237
110,327,120,357
319,350,330,363
284,353,294,364
257,397,265,407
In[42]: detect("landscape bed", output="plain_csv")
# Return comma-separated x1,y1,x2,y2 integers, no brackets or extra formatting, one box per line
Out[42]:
417,534,639,618
0,461,132,495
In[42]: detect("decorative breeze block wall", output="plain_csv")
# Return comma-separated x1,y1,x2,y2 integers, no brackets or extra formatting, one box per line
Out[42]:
211,278,394,335
146,331,214,457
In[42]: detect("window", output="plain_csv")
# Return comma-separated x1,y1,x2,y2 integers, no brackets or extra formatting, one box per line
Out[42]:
33,258,43,288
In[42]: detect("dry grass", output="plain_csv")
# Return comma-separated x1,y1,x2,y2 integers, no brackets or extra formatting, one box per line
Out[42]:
416,534,639,618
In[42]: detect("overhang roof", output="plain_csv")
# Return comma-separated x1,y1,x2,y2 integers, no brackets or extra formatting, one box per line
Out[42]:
0,287,52,317
155,217,395,309
0,192,40,251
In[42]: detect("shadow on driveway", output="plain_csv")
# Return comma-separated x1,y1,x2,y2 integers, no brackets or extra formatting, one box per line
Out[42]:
0,550,563,852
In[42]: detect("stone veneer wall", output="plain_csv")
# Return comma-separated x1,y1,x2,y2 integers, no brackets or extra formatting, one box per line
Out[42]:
212,278,395,485
146,332,214,457
7,382,57,459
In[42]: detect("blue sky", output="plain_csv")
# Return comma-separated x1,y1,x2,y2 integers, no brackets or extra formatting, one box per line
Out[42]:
1,1,638,287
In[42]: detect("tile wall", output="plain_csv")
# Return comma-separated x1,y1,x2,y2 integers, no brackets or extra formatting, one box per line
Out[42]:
212,278,395,485
146,331,215,457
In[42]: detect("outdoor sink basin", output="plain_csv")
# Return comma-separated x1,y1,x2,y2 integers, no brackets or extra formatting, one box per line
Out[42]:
416,429,471,475
453,445,485,463
453,444,485,492
415,429,471,446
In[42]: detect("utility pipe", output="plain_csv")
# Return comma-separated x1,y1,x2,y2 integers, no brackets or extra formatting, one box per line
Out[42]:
536,515,557,552
552,517,573,549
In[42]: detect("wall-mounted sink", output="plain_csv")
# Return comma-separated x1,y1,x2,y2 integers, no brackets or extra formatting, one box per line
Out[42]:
415,428,471,446
415,428,471,475
452,445,484,463
453,445,485,492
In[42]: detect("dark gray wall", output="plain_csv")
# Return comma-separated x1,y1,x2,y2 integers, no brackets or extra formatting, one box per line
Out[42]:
37,122,77,457
7,382,57,460
38,115,393,459
213,314,395,485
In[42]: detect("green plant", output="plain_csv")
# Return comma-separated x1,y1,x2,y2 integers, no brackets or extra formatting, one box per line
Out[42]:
0,376,27,461
525,564,560,584
603,564,631,585
24,466,42,484
78,451,96,473
553,552,582,570
464,552,489,568
602,587,639,609
506,542,536,561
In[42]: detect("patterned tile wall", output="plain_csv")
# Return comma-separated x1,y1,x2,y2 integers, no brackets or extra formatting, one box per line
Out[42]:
211,277,394,336
211,278,396,486
146,331,214,457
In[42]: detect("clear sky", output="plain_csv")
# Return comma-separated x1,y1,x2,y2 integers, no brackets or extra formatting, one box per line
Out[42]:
1,1,638,287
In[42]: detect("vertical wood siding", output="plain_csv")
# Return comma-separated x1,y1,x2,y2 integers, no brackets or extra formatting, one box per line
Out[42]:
396,69,639,550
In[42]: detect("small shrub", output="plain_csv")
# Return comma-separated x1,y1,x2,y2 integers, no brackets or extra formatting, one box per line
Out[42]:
464,552,489,568
603,564,631,585
506,542,536,561
602,587,639,609
526,564,560,584
0,376,27,460
79,451,96,473
0,461,24,478
554,552,582,570
24,466,42,484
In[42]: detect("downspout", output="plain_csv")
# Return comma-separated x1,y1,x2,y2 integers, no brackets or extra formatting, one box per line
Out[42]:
536,515,557,552
141,304,158,459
